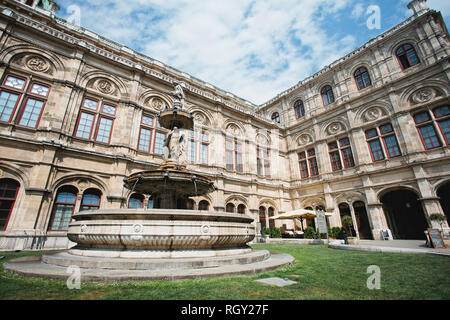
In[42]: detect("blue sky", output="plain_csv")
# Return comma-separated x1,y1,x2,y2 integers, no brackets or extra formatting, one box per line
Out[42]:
55,0,449,105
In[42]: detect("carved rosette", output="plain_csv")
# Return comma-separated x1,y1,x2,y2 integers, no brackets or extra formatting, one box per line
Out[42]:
96,79,114,95
297,134,312,146
326,122,344,136
363,107,385,122
149,97,166,111
411,88,435,104
26,56,49,73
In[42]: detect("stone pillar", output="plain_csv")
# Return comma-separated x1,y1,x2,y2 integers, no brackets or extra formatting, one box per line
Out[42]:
407,0,428,16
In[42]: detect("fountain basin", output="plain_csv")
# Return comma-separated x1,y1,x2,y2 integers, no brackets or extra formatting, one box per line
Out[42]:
67,209,255,258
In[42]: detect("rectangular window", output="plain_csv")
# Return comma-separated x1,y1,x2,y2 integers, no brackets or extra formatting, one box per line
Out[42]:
138,127,152,152
383,135,401,158
341,148,355,168
200,143,208,164
189,140,196,162
438,119,450,144
419,124,441,149
226,139,234,171
154,131,166,154
75,112,95,139
300,161,309,178
18,98,44,128
0,91,20,122
330,151,342,171
95,117,113,143
235,141,243,173
368,139,385,161
4,75,26,90
309,157,319,176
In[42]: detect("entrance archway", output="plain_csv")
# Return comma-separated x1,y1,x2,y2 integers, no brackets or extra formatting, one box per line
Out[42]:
437,182,450,225
353,201,373,240
381,189,428,239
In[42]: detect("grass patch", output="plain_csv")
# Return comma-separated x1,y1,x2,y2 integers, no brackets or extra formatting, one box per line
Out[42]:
1,244,449,300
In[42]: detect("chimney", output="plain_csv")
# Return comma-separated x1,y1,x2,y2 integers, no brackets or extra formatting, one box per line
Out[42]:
407,0,428,15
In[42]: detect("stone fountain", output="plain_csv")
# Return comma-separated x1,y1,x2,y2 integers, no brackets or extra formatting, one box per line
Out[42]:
3,81,294,281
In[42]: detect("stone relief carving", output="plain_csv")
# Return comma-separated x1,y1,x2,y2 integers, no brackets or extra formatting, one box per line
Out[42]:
297,134,312,146
193,112,209,126
226,124,241,136
152,97,166,111
326,122,344,136
96,79,114,95
362,107,386,122
26,56,49,72
411,88,435,104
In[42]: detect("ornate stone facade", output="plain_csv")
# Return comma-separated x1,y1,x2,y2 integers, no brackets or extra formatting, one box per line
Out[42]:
0,0,449,250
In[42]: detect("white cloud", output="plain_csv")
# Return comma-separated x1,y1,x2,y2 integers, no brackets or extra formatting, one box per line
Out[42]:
351,3,364,19
59,0,359,105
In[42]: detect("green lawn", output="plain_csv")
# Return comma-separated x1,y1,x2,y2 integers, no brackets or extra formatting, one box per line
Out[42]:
0,244,449,300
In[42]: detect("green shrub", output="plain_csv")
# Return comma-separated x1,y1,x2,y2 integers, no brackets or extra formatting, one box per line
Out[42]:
262,227,271,236
270,227,282,238
304,227,316,239
328,227,342,238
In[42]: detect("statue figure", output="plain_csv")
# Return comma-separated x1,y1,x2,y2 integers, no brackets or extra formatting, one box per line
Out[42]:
162,126,186,164
172,81,185,104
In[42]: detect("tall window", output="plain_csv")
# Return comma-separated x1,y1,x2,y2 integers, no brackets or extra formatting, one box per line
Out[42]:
226,138,243,173
257,147,270,177
396,44,420,70
271,112,280,123
80,189,101,211
187,129,209,165
49,186,78,231
137,115,168,155
414,105,449,149
128,194,144,208
321,85,335,106
328,138,355,171
74,97,116,144
0,74,50,128
354,67,372,90
0,179,20,230
294,100,305,119
237,204,246,214
365,123,401,161
298,148,319,179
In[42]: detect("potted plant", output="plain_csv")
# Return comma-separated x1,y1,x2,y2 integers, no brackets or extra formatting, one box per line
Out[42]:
270,227,282,239
341,215,358,245
261,227,271,243
304,227,316,239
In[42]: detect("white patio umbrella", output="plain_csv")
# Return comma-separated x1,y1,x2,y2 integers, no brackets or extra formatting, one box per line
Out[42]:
272,209,333,231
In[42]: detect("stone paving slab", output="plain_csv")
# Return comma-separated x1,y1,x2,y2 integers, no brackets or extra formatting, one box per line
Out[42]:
3,252,295,282
255,277,297,287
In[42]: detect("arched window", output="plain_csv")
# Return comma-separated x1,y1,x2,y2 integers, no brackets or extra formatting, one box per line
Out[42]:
268,207,275,217
321,85,335,106
294,100,305,119
226,203,235,213
0,178,20,230
237,204,246,214
49,186,78,231
396,44,420,70
354,67,372,90
198,200,210,211
128,193,144,209
271,112,280,123
80,189,101,211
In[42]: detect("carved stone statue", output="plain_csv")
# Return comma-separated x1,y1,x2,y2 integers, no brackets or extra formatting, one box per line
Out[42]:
172,81,185,104
162,126,186,164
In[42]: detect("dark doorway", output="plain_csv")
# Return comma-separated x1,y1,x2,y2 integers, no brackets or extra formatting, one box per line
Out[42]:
353,201,373,239
437,182,450,226
381,189,428,239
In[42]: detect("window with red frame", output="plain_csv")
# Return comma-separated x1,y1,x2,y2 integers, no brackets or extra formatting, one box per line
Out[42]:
396,44,420,70
187,129,209,165
298,149,319,178
79,189,102,211
413,106,449,149
294,100,305,119
153,119,168,155
328,138,355,171
226,138,243,172
257,147,270,177
138,114,154,153
0,74,50,128
74,97,116,144
321,85,335,106
354,67,372,90
0,178,20,231
48,186,78,231
365,123,401,161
